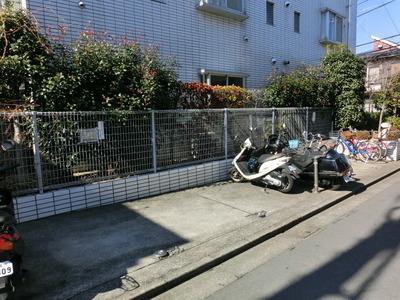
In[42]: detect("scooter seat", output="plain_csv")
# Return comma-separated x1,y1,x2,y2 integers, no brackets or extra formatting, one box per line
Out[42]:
292,151,325,168
258,152,284,164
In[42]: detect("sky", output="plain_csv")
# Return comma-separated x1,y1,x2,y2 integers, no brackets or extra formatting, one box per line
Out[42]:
356,0,400,53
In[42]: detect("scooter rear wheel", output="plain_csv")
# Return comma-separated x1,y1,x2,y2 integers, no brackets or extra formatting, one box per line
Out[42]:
228,167,245,183
276,170,294,193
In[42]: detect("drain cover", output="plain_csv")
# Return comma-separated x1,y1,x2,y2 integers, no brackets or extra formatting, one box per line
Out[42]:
154,249,169,258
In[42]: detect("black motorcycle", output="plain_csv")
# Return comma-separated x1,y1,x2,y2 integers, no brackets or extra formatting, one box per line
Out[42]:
0,143,26,299
286,146,352,189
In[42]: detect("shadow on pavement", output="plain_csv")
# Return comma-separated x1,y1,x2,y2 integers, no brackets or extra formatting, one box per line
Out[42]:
16,202,188,300
266,204,400,300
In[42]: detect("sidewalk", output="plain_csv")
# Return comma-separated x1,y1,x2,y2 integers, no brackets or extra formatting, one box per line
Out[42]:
16,160,400,300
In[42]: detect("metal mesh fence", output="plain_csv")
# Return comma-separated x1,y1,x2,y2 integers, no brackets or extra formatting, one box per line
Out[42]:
0,108,332,195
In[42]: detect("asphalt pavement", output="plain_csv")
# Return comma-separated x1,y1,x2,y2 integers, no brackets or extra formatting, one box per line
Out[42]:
15,159,400,300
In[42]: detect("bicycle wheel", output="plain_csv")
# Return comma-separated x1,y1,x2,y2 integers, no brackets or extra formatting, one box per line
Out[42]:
378,141,388,160
358,140,382,162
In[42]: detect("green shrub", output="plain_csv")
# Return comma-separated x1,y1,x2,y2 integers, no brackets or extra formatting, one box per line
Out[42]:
0,1,50,107
37,30,181,111
1,2,181,111
262,46,366,129
179,82,250,109
262,65,332,108
212,85,251,108
384,116,400,128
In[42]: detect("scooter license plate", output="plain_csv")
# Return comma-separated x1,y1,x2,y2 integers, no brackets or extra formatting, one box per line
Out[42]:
0,261,13,278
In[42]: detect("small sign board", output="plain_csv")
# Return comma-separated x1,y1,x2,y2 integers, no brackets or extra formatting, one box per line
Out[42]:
78,121,105,143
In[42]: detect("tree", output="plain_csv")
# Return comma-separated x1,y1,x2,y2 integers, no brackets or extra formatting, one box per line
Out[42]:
321,46,366,128
386,74,400,116
374,73,400,128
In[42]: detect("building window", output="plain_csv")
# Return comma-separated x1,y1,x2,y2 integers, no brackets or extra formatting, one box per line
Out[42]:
320,9,343,44
208,75,244,87
196,0,248,21
266,1,274,26
228,77,243,86
367,66,380,84
294,12,300,33
207,0,243,12
200,69,247,88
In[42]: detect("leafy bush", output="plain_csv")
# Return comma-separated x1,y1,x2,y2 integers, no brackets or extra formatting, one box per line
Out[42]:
263,65,332,108
384,116,400,128
36,30,181,111
358,111,380,130
179,82,250,109
212,85,251,108
179,81,215,109
262,46,366,129
0,1,50,107
1,2,181,111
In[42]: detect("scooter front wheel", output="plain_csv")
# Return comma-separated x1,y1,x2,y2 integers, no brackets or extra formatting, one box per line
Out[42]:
228,167,245,183
276,170,294,193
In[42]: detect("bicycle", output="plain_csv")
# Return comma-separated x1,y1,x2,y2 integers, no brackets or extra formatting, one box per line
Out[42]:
299,131,330,152
374,139,389,161
345,128,388,161
334,131,382,162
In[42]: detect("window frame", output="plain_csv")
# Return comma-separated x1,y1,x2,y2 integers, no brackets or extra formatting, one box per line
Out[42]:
320,9,344,45
266,1,274,26
196,0,248,21
200,69,249,88
294,11,300,33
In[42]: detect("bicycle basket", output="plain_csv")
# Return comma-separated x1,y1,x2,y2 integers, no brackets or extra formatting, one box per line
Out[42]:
340,131,354,141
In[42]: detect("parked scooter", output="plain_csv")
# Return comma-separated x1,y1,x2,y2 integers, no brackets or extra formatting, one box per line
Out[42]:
286,145,352,189
228,131,297,193
0,142,26,299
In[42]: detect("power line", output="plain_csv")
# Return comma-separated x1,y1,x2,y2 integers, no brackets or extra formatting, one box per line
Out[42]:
381,0,400,34
356,33,400,47
357,0,396,17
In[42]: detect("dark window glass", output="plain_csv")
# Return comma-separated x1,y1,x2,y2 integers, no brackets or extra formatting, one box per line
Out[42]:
294,12,300,33
267,2,274,25
228,77,243,87
210,75,227,86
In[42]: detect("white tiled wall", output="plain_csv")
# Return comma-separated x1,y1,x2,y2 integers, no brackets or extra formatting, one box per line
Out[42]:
14,160,233,223
24,0,356,89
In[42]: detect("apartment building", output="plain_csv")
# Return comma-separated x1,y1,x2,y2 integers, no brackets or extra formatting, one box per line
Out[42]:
12,0,357,89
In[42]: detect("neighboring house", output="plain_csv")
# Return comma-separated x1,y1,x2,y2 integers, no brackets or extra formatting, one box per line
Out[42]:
7,0,357,89
358,36,400,112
